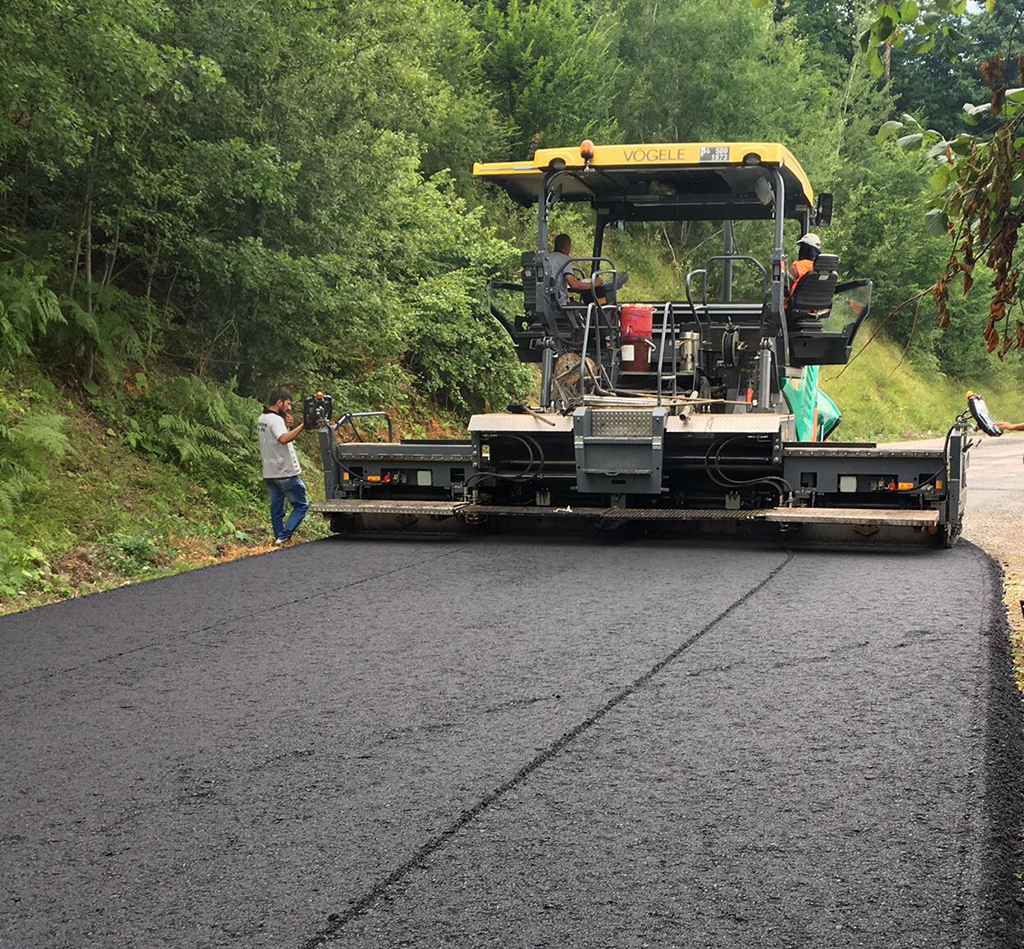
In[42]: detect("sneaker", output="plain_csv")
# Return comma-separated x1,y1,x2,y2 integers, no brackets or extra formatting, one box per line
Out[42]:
273,537,289,546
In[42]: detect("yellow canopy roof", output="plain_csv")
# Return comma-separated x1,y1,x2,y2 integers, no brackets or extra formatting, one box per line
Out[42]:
473,142,815,221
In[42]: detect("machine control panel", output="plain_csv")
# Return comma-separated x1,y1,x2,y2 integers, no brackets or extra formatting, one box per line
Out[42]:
303,392,333,430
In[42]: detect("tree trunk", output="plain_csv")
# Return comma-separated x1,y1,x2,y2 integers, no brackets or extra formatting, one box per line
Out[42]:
102,222,120,288
81,195,95,384
68,173,93,299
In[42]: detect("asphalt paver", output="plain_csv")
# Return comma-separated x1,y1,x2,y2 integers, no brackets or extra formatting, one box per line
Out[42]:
1,535,1021,948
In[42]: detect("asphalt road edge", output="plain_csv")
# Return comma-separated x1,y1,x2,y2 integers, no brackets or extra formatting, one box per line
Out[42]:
963,539,1024,947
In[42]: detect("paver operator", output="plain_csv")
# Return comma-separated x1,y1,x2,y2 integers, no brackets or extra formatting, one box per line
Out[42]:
550,233,603,305
787,232,821,298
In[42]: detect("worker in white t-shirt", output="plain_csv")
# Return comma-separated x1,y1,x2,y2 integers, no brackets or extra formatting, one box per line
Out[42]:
257,387,308,545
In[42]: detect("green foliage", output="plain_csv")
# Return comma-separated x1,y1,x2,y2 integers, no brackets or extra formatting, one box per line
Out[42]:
0,0,1019,491
859,0,970,78
0,532,49,599
0,370,70,595
858,1,1024,358
478,0,620,155
823,324,1024,440
616,0,832,170
0,262,64,362
770,0,860,77
0,372,69,522
87,373,265,507
5,0,1015,413
2,0,1023,609
828,141,948,349
95,531,164,576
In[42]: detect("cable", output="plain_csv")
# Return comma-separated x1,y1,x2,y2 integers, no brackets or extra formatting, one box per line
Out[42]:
702,435,792,502
329,442,369,486
704,437,791,499
464,433,546,489
905,414,968,494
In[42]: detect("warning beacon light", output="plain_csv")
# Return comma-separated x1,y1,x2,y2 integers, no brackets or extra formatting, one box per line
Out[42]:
580,139,595,164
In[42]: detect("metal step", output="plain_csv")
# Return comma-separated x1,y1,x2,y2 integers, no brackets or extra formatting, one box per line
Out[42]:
763,507,940,527
313,499,941,529
313,500,765,521
458,505,766,521
783,446,945,460
332,448,474,464
313,499,462,516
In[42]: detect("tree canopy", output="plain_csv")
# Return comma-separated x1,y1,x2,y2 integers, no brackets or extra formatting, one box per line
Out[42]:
2,0,1021,414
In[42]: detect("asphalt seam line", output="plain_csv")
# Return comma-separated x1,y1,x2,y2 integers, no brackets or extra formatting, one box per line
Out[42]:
299,550,795,948
1,540,480,697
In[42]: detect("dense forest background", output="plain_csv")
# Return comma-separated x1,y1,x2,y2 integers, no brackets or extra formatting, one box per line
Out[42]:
2,0,1023,600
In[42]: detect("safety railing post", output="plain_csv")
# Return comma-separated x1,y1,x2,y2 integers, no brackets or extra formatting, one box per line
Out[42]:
579,302,595,400
668,302,678,396
656,300,670,406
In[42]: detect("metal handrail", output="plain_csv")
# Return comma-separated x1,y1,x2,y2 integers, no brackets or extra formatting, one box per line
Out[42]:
656,301,671,406
669,301,679,396
579,303,597,398
334,411,394,443
576,261,624,400
577,301,622,401
684,269,709,341
701,255,769,299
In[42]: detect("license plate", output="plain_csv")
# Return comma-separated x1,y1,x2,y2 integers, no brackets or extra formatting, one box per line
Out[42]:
699,146,730,163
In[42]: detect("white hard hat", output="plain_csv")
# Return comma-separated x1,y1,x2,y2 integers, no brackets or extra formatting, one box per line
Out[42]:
798,232,822,249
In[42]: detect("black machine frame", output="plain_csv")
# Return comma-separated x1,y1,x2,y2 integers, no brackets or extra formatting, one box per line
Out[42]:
496,158,871,416
309,144,975,547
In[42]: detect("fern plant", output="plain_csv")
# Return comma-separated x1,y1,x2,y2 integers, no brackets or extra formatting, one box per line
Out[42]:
0,371,69,594
0,412,70,521
88,371,265,500
0,369,69,528
0,262,65,363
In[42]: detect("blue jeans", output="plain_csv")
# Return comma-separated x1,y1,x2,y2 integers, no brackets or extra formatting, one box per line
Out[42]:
265,475,309,540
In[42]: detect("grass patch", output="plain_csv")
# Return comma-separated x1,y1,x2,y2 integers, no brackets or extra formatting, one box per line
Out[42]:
821,332,1024,441
0,365,326,615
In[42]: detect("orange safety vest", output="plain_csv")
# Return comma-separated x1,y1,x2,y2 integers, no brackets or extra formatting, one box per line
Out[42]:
788,258,814,298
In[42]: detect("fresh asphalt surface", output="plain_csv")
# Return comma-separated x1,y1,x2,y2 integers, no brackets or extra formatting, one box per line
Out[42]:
2,534,1023,948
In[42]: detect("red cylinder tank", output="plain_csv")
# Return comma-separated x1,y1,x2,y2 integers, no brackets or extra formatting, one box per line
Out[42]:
620,304,654,372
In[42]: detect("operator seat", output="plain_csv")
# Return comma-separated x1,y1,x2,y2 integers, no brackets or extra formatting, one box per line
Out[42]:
521,251,628,335
788,254,839,327
522,251,573,335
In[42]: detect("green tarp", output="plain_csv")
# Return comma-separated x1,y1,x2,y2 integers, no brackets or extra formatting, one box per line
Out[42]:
783,365,841,442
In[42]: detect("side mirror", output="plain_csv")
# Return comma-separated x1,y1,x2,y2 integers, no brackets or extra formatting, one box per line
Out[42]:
815,193,834,227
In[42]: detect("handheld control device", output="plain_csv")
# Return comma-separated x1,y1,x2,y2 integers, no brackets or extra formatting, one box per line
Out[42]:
303,392,333,430
966,391,1002,437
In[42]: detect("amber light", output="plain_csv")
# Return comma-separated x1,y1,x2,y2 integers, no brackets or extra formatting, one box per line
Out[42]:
580,139,595,162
